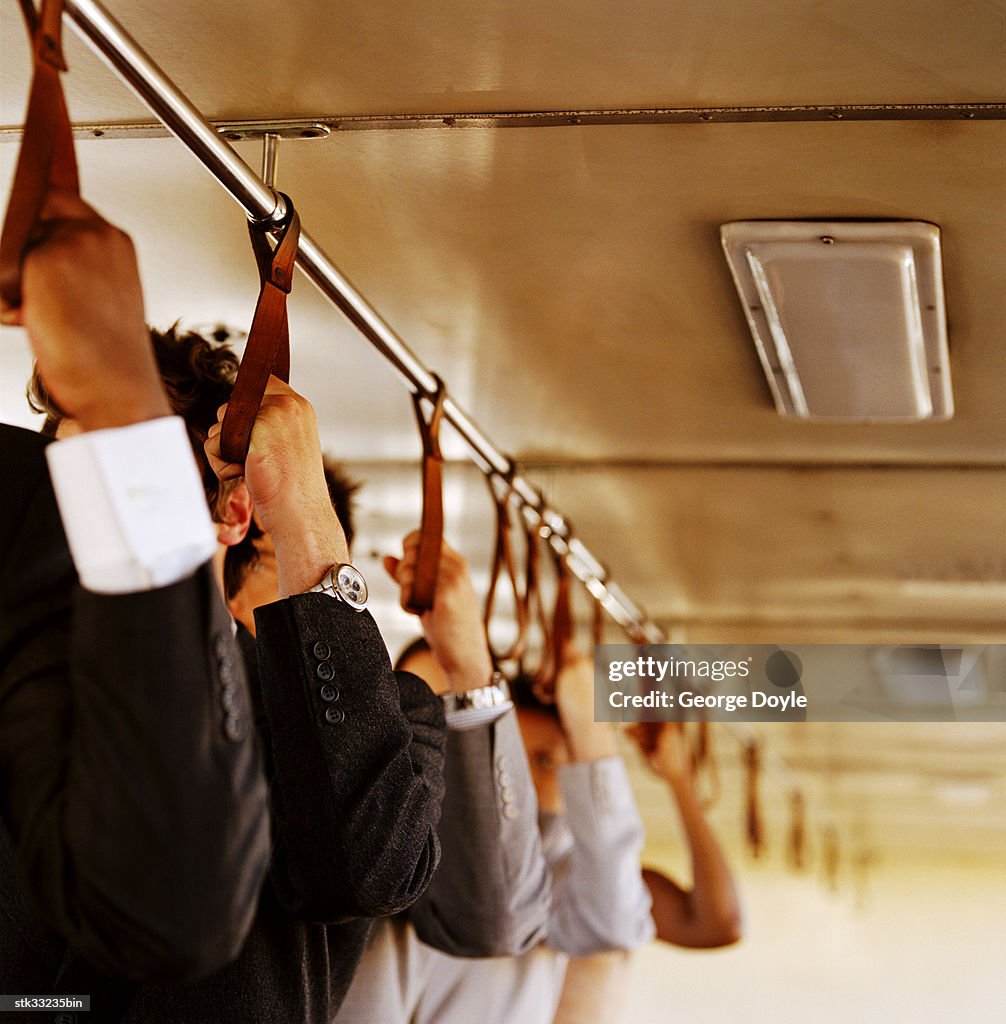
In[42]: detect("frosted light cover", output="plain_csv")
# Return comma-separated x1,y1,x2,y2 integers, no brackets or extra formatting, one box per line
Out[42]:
721,221,953,421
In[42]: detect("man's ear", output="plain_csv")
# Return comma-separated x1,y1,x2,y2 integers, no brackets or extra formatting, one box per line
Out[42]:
215,481,253,547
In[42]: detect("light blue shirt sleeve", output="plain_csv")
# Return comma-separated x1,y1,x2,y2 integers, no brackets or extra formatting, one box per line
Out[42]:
545,756,655,955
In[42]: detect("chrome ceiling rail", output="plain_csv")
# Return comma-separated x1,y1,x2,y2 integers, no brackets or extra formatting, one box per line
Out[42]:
63,0,663,645
4,102,1004,143
62,2,284,226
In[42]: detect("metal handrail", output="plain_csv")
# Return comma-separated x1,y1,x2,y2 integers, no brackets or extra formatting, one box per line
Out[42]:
61,0,665,643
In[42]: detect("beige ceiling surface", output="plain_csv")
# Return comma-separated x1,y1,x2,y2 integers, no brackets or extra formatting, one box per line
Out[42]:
1,0,1002,627
3,122,1004,463
2,0,1004,122
634,722,1006,864
0,1,1003,864
545,465,1006,637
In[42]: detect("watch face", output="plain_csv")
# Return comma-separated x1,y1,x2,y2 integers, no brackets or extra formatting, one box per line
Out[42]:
334,563,368,610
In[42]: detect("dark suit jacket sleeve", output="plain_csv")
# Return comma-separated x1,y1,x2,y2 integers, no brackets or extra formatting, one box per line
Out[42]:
408,710,551,957
0,425,270,984
252,593,445,922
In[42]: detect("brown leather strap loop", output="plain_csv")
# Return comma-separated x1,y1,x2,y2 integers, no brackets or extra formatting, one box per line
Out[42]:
531,540,572,703
34,0,67,67
592,589,605,648
552,554,573,663
219,194,300,465
744,739,764,858
788,789,807,871
0,0,79,310
403,376,446,614
246,221,292,381
517,512,548,680
483,465,529,666
17,0,39,35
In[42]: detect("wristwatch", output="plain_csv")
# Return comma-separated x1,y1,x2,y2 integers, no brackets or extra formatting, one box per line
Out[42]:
442,672,513,730
309,563,369,611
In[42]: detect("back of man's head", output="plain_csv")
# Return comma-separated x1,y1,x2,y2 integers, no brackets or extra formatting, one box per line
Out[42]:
30,323,236,503
322,457,359,551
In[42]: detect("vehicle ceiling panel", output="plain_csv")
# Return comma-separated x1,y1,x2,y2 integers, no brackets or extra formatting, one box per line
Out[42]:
1,0,1003,865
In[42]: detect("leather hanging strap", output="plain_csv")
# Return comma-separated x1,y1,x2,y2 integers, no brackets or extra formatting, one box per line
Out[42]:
822,826,840,891
788,789,807,871
517,514,547,680
744,739,764,858
532,543,572,702
219,195,300,464
483,467,529,665
403,377,446,614
0,0,79,310
592,593,604,648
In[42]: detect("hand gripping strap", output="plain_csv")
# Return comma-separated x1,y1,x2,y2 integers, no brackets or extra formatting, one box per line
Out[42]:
219,195,300,464
0,0,79,309
403,376,447,614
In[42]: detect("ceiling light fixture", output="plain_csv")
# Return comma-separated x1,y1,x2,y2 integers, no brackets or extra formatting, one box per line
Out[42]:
721,221,953,422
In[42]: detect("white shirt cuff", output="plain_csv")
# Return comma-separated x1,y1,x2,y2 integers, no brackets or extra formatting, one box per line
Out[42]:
46,416,218,594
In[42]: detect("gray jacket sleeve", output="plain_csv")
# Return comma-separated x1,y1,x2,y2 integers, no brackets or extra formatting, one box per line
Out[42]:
408,709,551,957
546,757,655,955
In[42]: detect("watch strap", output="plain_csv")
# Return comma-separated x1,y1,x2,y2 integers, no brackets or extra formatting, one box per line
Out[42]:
309,567,340,598
442,673,513,731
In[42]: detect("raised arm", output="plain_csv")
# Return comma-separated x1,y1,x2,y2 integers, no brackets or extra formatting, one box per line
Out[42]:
546,649,654,955
206,380,446,921
631,724,742,949
1,191,269,982
384,534,550,956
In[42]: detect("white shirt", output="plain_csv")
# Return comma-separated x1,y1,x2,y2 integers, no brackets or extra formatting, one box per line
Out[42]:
335,758,654,1024
45,416,217,593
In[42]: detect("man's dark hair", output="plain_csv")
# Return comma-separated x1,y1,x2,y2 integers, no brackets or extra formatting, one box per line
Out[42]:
394,638,559,718
29,322,237,504
322,458,360,550
508,669,559,718
26,375,63,440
